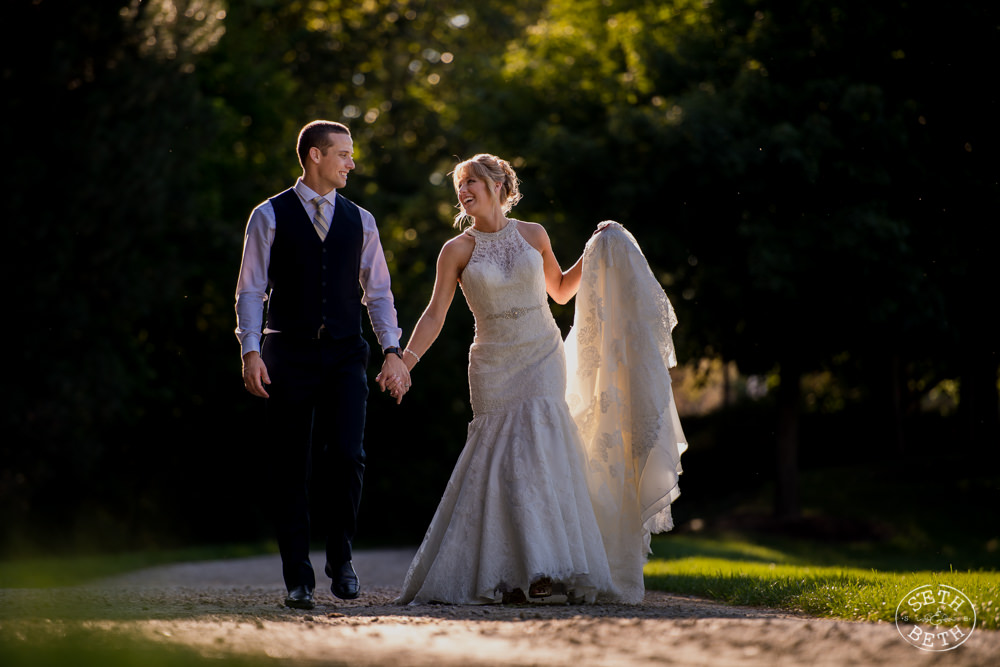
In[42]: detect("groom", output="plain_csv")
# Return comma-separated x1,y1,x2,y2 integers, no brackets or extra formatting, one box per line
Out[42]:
235,120,410,609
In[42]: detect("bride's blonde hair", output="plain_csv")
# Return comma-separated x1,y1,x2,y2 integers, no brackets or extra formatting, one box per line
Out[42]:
450,153,522,228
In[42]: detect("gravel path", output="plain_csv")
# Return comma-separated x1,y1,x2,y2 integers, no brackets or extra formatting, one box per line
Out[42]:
3,548,997,666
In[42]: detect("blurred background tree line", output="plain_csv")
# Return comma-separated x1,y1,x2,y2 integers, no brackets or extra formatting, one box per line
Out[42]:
2,0,997,557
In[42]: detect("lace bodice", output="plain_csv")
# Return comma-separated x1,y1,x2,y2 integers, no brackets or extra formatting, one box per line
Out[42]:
459,220,565,416
460,220,549,340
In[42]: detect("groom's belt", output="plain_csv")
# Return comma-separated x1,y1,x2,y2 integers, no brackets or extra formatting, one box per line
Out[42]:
267,324,354,340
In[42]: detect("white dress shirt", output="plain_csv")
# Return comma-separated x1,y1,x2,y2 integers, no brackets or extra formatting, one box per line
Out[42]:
235,179,402,358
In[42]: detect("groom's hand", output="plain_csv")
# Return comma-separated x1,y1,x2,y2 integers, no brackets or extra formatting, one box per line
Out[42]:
378,354,411,404
242,351,271,398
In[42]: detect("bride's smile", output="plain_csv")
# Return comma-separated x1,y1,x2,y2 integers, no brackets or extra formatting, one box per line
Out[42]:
456,173,498,222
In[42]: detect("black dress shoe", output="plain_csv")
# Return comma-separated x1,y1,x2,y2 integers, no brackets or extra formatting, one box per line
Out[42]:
284,585,315,610
326,561,360,600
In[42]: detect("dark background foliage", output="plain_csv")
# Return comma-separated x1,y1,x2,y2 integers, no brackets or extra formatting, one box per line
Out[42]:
2,0,996,556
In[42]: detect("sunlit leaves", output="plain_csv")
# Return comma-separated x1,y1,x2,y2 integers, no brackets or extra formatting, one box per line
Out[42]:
122,0,228,61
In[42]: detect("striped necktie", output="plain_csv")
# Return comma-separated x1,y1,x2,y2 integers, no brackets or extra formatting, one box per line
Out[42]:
311,196,331,241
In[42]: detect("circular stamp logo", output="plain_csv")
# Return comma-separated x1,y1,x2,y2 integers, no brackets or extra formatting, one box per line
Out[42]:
896,584,976,651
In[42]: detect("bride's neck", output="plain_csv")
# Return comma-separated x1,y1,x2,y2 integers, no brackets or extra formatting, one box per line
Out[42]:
471,209,506,232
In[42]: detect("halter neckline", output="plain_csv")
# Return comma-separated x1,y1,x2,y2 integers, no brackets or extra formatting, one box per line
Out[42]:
466,219,518,239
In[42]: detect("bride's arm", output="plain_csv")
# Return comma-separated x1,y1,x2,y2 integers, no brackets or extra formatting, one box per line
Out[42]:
546,251,584,305
520,221,584,305
400,237,468,372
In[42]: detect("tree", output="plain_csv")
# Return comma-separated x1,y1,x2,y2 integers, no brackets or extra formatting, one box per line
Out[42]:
0,0,552,552
486,0,998,517
3,0,994,553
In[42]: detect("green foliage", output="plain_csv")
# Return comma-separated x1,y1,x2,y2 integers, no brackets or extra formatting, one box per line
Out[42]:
0,543,275,589
493,0,997,375
3,0,246,553
0,626,285,667
1,0,997,554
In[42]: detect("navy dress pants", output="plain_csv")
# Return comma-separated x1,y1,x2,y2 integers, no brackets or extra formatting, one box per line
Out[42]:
261,332,370,591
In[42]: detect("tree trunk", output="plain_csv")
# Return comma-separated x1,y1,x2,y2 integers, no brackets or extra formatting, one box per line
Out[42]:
774,361,801,520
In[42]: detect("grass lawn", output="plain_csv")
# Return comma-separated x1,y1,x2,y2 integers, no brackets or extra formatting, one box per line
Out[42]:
645,532,999,630
0,542,275,589
0,630,278,667
646,422,1000,630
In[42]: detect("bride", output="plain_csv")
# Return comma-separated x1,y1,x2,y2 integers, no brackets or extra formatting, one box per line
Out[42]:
388,154,686,605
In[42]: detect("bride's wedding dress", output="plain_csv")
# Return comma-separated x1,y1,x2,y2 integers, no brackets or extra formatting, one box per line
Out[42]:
397,220,685,605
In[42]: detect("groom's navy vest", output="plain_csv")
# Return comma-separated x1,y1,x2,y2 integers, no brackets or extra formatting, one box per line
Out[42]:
265,188,364,339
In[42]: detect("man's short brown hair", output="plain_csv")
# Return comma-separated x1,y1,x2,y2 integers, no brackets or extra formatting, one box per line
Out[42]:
297,121,351,169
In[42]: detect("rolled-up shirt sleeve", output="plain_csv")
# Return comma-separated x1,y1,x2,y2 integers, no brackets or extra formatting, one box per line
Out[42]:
358,207,402,351
234,202,275,358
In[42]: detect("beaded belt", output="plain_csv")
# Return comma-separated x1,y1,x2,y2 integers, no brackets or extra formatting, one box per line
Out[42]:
485,304,544,321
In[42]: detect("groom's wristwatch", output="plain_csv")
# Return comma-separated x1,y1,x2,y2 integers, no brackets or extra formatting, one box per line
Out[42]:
383,346,403,360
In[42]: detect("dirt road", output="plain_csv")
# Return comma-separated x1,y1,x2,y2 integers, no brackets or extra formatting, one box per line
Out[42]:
3,548,997,666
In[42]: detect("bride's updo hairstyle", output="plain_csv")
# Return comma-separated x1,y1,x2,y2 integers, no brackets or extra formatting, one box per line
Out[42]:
451,153,522,228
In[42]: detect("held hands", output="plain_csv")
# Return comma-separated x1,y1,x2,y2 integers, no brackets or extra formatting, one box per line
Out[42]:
243,349,410,403
242,351,271,398
376,353,412,404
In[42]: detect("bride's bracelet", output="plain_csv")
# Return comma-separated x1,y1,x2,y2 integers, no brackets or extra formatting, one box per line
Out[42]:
404,348,421,363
